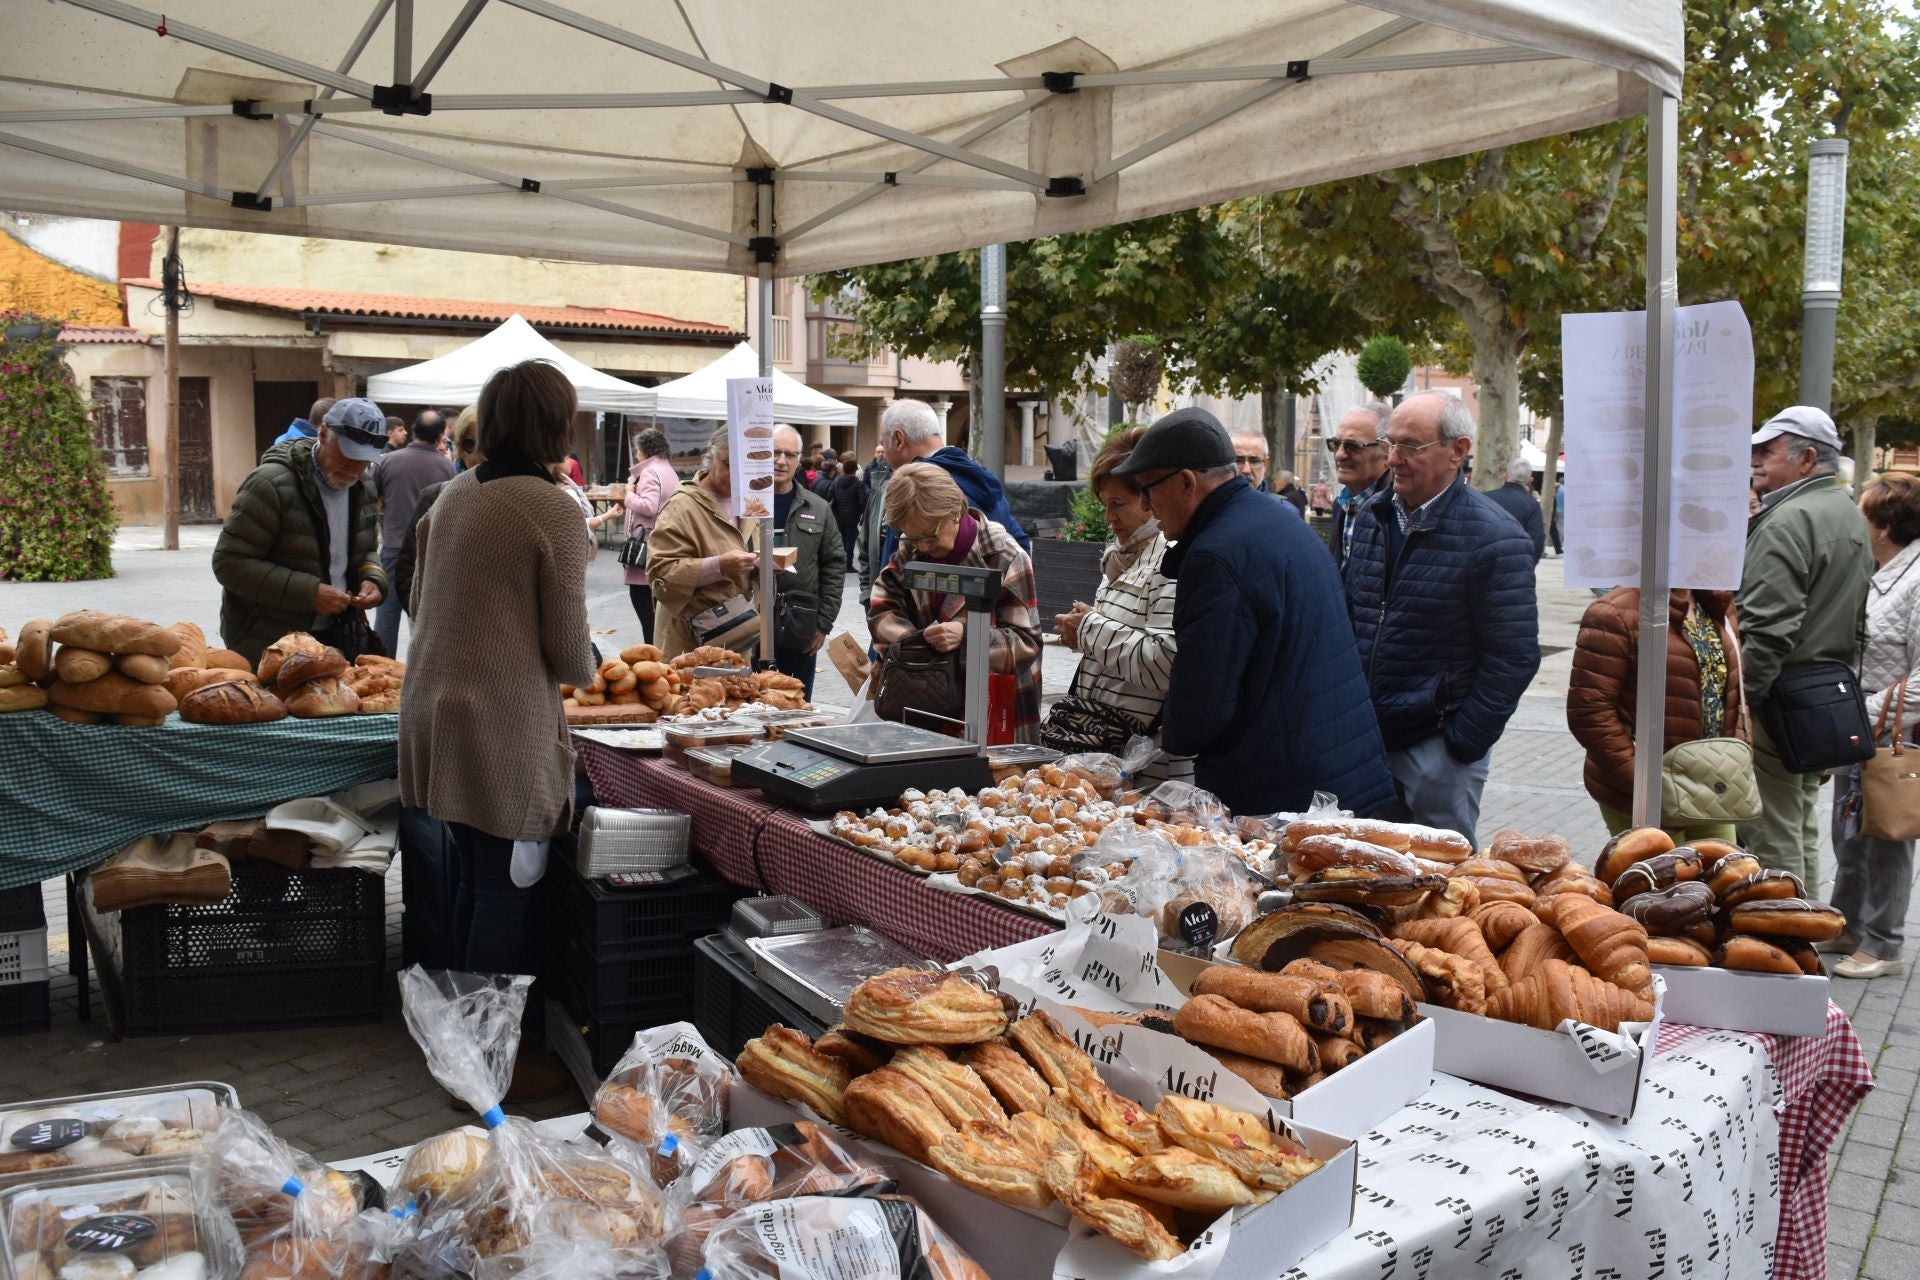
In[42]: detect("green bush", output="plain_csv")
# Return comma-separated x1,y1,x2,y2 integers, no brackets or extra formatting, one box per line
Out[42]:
0,312,118,581
1064,482,1109,543
1356,335,1412,399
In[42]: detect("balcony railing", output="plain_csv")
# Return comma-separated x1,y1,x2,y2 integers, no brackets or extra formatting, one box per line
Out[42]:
769,313,792,364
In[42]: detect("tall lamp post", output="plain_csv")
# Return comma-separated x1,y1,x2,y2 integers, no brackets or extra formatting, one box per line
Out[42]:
978,243,1007,474
1798,137,1850,414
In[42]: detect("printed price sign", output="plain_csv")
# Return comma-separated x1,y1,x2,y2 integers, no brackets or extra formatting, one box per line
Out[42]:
727,376,776,520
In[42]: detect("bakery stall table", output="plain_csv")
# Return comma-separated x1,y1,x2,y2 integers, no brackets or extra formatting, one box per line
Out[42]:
0,712,399,1013
576,745,1051,961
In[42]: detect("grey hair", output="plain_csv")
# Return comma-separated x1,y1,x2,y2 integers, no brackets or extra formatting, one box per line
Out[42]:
1505,457,1533,484
882,398,944,443
1782,432,1840,475
1198,464,1237,483
1347,402,1392,440
701,424,730,471
1433,395,1477,442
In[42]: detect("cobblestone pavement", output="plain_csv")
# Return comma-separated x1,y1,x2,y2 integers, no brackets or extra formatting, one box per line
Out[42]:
1,536,1914,1280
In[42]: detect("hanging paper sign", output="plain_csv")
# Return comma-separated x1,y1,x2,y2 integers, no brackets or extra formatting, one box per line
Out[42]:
1561,299,1754,591
727,376,776,520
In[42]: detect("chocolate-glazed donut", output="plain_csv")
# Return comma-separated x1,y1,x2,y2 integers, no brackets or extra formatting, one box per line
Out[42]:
1618,880,1716,933
1609,848,1705,904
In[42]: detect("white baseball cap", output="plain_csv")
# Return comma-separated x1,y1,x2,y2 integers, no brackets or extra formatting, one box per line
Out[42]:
1751,405,1841,451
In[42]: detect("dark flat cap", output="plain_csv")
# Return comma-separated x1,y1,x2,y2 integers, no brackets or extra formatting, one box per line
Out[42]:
1110,406,1236,476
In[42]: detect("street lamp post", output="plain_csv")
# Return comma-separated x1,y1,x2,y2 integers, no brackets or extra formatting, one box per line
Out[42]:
1798,137,1850,414
979,243,1007,475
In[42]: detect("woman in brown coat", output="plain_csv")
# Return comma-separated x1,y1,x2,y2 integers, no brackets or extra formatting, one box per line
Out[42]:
645,426,760,659
1566,589,1745,842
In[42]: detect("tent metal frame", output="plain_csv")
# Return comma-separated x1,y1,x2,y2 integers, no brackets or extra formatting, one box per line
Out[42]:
2,0,1684,823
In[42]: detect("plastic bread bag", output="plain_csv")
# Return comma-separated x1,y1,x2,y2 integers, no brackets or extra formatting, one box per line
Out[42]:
1134,779,1230,832
665,1123,896,1276
1117,733,1161,784
395,967,677,1280
693,1194,988,1280
1075,824,1182,910
205,1107,390,1279
1093,836,1257,952
591,1022,733,1188
1049,751,1126,799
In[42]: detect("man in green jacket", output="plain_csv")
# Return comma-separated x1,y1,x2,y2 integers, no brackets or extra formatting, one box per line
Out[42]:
770,424,846,697
212,398,390,665
1737,405,1874,891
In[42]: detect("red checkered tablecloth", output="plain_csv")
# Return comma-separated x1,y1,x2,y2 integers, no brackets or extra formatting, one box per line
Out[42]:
576,747,1053,961
1656,1002,1874,1280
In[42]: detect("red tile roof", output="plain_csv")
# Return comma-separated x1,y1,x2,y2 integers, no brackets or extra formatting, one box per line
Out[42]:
58,324,145,343
120,279,739,338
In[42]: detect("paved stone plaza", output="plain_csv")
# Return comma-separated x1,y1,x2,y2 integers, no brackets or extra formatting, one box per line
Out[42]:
2,532,1915,1278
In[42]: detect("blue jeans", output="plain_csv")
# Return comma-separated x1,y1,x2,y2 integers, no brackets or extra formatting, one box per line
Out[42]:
374,546,404,655
446,821,533,977
1385,733,1491,845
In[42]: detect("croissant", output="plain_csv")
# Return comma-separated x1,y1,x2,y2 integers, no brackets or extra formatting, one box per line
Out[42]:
1486,958,1655,1033
1498,920,1579,983
1469,899,1539,952
1389,939,1489,1014
1389,917,1507,994
1545,894,1652,998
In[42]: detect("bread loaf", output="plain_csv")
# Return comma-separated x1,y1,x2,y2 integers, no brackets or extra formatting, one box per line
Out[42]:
116,652,172,684
112,713,168,727
358,691,401,714
274,645,349,695
205,648,252,671
53,648,113,683
179,678,287,725
49,610,183,658
166,621,207,669
48,672,178,718
257,632,325,684
168,666,260,701
16,619,52,682
48,704,102,724
0,684,47,714
287,677,360,718
0,664,26,689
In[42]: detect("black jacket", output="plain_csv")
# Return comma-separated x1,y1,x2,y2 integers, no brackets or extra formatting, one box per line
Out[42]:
1485,481,1546,564
829,474,866,527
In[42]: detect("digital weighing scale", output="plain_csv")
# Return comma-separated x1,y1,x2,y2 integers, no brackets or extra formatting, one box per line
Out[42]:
732,561,1002,810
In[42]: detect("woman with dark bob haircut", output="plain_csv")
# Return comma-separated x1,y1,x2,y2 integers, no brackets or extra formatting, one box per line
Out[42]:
1827,472,1920,978
398,360,594,1093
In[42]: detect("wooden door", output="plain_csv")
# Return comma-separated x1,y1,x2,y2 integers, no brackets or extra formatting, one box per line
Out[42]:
252,380,319,460
177,377,215,522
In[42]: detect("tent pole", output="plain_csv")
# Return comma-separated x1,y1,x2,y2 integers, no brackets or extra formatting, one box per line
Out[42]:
1630,83,1679,828
756,180,776,667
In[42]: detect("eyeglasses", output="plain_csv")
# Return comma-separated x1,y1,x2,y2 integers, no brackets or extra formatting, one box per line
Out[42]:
1233,455,1268,467
1327,437,1385,455
1385,437,1448,459
771,449,801,459
899,517,951,549
458,436,477,452
1137,470,1186,498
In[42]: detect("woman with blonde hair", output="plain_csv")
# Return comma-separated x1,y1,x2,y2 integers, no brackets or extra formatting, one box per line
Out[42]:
869,462,1042,742
646,426,758,659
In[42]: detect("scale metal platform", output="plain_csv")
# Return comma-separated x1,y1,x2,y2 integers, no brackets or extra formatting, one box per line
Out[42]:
731,722,993,811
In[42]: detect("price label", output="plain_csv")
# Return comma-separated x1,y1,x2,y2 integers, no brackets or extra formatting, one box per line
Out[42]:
10,1118,86,1151
1178,901,1219,948
66,1213,157,1253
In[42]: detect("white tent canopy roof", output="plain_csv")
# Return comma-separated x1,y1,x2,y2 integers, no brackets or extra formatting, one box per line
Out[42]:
650,342,857,426
364,313,655,412
0,1,1681,277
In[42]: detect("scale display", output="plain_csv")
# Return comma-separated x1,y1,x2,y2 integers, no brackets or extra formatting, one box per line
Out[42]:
732,735,993,811
782,721,975,765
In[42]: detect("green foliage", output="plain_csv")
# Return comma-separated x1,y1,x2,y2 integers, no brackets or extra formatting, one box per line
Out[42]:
1355,336,1413,398
0,313,117,581
1064,482,1109,543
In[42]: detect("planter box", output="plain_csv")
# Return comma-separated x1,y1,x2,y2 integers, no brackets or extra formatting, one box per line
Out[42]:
1032,537,1106,633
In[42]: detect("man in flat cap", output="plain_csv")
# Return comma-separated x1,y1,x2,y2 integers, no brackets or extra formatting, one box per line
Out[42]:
1114,406,1394,817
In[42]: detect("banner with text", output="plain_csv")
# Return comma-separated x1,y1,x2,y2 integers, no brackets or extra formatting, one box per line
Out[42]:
726,376,775,520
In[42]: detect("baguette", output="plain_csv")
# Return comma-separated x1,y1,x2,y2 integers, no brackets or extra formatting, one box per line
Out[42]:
47,673,178,718
49,610,182,658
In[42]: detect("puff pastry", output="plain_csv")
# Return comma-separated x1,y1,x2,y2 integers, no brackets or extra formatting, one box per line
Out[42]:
1042,1144,1185,1262
1009,1011,1164,1154
841,966,1011,1044
1045,1113,1137,1183
1154,1094,1322,1193
1113,1146,1269,1212
812,1026,891,1076
736,1025,851,1125
926,1120,1053,1209
842,1067,956,1163
959,1039,1051,1116
887,1045,1008,1127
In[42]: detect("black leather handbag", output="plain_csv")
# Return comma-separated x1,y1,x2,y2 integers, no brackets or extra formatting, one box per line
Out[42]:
1761,661,1878,774
773,589,820,653
874,631,964,727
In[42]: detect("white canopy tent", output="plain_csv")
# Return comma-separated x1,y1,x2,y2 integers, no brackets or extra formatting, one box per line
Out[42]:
365,313,656,412
648,342,856,426
0,0,1688,821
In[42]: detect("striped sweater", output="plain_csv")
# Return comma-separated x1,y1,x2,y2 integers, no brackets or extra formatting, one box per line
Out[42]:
1069,532,1194,784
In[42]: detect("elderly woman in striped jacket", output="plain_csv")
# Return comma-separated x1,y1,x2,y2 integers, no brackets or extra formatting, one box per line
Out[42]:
1048,427,1193,783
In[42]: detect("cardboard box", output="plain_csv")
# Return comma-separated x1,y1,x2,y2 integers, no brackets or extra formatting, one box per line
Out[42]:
1651,963,1830,1037
1418,973,1665,1121
1156,948,1435,1139
732,1083,1356,1280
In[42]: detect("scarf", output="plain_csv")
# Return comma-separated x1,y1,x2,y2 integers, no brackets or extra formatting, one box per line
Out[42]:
1102,518,1161,583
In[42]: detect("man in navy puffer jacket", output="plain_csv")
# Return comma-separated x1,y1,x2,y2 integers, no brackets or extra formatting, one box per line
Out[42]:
1344,393,1540,843
1114,408,1395,818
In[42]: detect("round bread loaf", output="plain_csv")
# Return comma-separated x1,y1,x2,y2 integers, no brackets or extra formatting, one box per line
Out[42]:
167,665,260,702
287,676,360,718
49,609,183,658
274,645,349,695
179,678,286,725
48,672,178,718
257,632,325,684
16,619,53,682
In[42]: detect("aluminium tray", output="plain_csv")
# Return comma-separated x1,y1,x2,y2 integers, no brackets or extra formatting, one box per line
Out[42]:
744,926,930,1025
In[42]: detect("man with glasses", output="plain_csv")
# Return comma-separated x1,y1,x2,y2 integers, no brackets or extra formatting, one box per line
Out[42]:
769,424,845,697
1341,392,1540,843
1111,407,1395,818
370,409,456,654
1229,431,1303,518
1328,403,1393,566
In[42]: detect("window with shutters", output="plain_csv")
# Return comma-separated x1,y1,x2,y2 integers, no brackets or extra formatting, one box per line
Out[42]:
89,377,149,476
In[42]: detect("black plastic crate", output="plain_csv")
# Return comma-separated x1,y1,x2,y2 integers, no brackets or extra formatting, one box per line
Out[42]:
692,933,824,1060
0,978,51,1037
112,960,384,1037
550,932,699,1021
0,884,47,934
550,988,697,1079
548,859,746,951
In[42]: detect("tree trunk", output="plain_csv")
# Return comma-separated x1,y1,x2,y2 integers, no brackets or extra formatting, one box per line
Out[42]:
1854,420,1878,496
1539,396,1564,541
1466,323,1524,493
1259,379,1281,476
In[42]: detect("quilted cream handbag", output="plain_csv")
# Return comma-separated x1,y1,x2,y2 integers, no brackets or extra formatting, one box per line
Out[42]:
1659,618,1761,824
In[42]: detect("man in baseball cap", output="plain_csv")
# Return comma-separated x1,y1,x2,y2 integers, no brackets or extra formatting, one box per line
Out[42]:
1107,406,1395,817
322,396,392,464
1738,404,1874,894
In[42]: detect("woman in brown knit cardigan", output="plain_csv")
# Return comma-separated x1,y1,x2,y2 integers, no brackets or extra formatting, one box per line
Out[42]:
400,360,595,987
1566,589,1744,842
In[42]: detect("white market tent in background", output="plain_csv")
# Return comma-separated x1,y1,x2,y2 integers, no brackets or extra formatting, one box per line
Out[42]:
0,0,1687,821
649,342,855,426
366,313,656,413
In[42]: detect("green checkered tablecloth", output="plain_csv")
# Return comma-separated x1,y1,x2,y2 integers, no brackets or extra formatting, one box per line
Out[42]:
0,712,400,891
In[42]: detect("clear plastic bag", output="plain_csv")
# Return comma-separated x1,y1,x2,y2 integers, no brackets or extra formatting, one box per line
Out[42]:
1135,779,1229,830
1093,836,1258,952
1051,751,1125,798
398,967,529,1127
206,1107,390,1279
591,1022,734,1188
695,1194,987,1280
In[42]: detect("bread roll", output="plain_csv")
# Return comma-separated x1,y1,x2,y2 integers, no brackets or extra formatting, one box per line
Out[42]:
16,619,52,681
286,677,360,718
53,647,112,683
179,678,287,725
167,621,207,669
205,647,252,671
116,652,172,684
0,684,48,713
49,609,183,658
48,673,178,718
